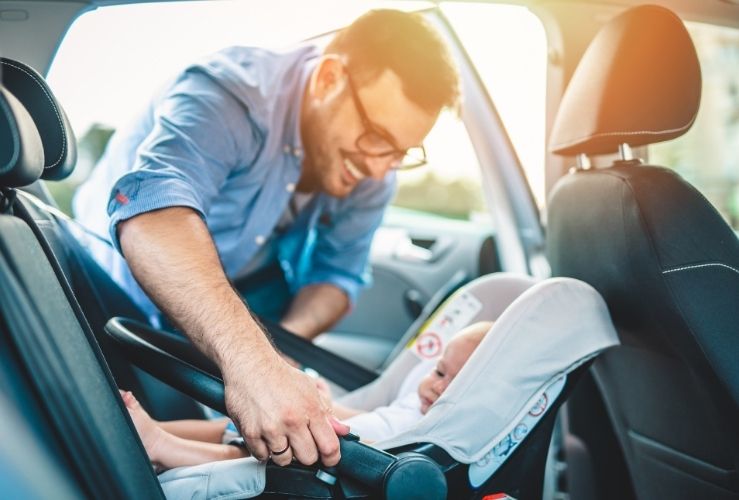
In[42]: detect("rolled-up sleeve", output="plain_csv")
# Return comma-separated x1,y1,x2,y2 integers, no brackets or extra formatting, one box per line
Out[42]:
107,72,261,251
302,175,396,303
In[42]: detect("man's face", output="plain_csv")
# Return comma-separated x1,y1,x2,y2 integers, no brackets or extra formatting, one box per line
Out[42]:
417,335,477,415
300,60,438,198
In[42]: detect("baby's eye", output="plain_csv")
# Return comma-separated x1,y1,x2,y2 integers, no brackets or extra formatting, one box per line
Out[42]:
435,369,444,377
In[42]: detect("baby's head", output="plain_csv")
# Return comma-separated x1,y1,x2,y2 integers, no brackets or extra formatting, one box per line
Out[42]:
417,321,491,414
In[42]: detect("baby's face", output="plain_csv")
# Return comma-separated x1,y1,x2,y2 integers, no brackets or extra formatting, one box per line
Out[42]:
417,336,477,414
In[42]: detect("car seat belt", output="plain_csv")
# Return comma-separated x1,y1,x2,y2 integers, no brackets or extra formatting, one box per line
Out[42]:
16,189,114,248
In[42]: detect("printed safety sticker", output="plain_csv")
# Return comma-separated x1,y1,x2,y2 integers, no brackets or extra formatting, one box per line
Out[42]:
409,291,483,361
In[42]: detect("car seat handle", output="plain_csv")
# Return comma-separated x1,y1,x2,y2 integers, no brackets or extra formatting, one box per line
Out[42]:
104,317,447,499
320,433,446,498
105,317,226,411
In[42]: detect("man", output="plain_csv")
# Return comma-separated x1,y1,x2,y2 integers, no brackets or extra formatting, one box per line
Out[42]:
74,9,459,467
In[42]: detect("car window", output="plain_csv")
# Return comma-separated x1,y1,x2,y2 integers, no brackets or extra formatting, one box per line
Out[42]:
44,0,429,214
46,0,546,226
391,108,488,223
440,3,547,209
649,22,739,231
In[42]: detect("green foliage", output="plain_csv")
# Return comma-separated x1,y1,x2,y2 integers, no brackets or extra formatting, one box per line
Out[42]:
392,170,485,220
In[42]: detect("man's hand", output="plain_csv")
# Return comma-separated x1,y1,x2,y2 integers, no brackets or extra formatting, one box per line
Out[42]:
223,352,349,466
314,377,332,404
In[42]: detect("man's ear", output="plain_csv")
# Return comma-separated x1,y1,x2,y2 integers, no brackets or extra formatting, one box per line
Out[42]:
308,54,346,103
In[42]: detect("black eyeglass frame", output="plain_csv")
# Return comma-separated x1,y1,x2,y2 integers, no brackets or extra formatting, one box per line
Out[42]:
345,72,428,171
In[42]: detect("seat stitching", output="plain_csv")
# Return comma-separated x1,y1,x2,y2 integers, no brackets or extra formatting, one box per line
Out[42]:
662,263,739,276
612,172,724,387
0,93,21,173
0,60,65,169
552,112,697,151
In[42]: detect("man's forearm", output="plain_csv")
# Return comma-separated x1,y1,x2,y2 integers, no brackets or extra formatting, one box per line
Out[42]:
280,284,350,340
118,207,274,365
119,206,346,467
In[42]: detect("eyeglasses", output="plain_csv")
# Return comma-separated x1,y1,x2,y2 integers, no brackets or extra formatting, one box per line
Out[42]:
345,72,427,171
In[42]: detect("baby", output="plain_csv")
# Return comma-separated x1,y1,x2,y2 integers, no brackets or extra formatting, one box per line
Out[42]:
322,321,491,441
123,321,491,469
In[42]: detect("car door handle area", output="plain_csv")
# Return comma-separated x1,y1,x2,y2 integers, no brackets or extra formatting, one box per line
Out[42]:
393,235,454,264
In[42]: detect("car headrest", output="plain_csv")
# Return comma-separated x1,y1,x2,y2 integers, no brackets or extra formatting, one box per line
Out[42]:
549,5,701,157
0,58,76,181
0,87,45,187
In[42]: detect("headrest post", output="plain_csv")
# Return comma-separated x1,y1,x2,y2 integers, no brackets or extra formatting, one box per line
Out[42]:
576,153,591,170
618,143,634,161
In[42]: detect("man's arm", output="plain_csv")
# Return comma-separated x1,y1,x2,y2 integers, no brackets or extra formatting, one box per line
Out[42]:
118,206,348,466
280,284,350,340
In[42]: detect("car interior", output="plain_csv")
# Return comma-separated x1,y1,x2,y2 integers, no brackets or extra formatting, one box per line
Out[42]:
0,0,737,499
0,63,615,498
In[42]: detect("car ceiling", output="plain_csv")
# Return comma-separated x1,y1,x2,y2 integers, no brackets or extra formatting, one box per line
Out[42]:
1,0,736,72
0,0,739,73
52,0,739,26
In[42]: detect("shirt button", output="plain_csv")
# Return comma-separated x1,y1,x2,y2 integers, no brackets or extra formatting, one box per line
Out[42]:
255,235,266,245
286,183,296,193
293,147,302,157
283,144,291,154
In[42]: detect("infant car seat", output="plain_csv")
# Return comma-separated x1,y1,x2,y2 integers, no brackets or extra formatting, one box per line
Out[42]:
107,273,619,499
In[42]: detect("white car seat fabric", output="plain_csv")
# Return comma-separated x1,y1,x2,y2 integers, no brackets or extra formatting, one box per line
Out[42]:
158,456,265,500
339,273,539,413
371,277,619,465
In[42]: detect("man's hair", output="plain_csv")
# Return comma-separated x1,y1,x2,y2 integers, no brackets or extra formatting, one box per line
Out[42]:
326,9,460,114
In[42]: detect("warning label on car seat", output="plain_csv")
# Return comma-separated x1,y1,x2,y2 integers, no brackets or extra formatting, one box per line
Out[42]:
410,291,483,360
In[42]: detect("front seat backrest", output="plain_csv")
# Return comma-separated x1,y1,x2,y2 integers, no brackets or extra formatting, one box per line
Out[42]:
546,5,739,500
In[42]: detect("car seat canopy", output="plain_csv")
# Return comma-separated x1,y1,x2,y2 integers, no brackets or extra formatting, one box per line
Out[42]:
370,276,619,463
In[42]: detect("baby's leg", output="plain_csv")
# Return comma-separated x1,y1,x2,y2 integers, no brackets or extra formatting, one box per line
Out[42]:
120,390,168,464
120,390,247,470
159,418,231,444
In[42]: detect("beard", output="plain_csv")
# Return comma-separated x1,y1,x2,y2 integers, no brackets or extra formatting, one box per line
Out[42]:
299,110,331,193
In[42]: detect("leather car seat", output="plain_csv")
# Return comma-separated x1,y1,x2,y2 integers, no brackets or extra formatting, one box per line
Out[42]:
546,5,739,499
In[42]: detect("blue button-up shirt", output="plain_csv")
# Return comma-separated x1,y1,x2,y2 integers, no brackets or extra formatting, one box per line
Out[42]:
73,45,395,322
